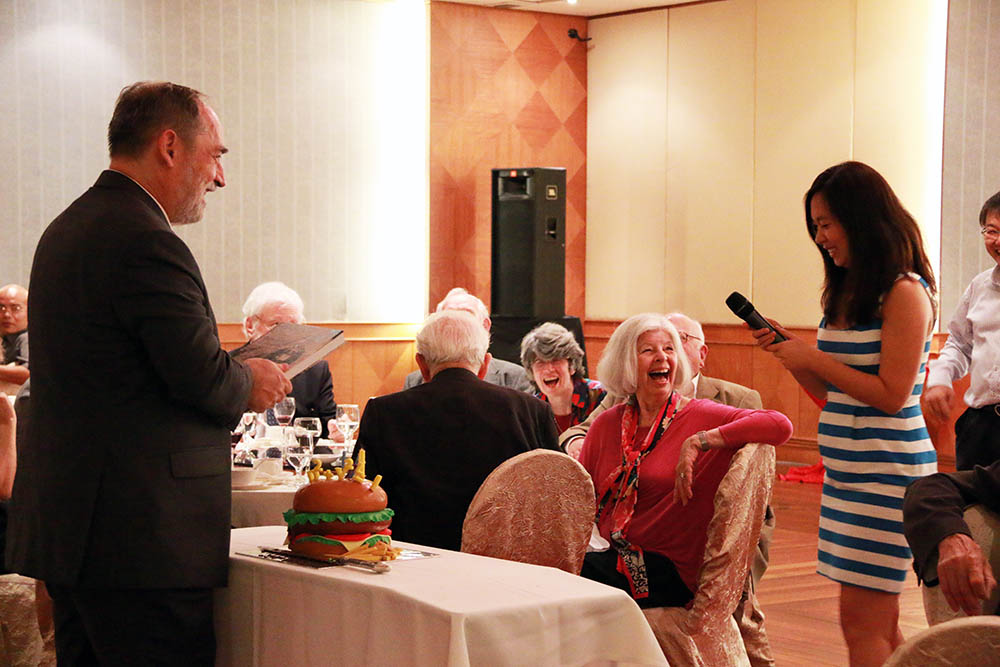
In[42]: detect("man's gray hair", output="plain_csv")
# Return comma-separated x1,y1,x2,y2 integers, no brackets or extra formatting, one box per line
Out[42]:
435,287,489,323
416,310,490,372
241,282,305,336
520,322,585,390
597,313,692,398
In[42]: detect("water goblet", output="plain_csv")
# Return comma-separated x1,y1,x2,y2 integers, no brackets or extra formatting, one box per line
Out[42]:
285,445,312,486
294,417,322,440
335,404,361,446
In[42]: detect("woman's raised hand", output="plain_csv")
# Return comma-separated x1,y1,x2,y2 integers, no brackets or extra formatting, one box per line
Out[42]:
674,436,700,506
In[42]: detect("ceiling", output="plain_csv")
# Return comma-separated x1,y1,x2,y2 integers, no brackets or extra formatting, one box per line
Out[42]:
442,0,689,19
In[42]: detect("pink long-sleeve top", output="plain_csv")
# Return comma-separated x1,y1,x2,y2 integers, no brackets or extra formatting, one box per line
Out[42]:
579,399,792,592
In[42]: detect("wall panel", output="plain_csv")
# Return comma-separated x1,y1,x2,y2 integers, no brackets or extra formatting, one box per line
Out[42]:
429,1,588,317
585,10,668,318
0,0,427,323
753,0,855,327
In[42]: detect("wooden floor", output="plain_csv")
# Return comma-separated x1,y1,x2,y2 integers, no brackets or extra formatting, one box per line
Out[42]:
757,469,927,666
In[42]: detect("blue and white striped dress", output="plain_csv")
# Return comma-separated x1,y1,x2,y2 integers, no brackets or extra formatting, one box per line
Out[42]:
815,277,937,593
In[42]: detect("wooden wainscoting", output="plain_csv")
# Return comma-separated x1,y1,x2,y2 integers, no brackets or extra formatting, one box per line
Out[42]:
584,321,960,470
218,322,421,412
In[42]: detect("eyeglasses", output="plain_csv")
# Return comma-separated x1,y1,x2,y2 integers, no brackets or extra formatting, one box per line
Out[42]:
0,304,24,314
677,331,702,344
982,227,1000,241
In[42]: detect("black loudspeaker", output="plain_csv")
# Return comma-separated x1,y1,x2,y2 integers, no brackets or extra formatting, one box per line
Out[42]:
491,167,566,319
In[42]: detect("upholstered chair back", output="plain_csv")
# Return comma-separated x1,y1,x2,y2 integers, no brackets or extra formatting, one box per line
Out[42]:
461,449,595,574
885,615,1000,666
642,442,776,667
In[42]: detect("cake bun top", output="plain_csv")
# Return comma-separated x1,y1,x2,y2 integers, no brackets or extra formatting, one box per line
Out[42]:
293,478,388,514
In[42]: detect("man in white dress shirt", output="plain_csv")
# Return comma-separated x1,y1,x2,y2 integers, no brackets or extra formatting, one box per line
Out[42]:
924,191,1000,470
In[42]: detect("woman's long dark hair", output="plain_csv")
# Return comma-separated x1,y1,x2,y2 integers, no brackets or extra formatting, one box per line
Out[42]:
805,161,936,325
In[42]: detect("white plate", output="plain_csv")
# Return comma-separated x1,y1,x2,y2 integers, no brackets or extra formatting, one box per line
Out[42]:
232,483,270,491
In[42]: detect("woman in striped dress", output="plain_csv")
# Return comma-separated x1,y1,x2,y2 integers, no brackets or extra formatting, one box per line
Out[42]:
751,162,937,666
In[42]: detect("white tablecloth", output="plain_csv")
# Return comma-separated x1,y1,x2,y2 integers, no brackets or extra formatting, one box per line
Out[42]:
230,485,298,528
215,526,667,666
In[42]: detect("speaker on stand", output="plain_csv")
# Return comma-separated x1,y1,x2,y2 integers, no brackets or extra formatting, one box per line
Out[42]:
490,167,585,372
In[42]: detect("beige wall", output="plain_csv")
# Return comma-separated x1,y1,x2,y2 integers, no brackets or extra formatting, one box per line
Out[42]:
586,10,669,317
587,0,947,326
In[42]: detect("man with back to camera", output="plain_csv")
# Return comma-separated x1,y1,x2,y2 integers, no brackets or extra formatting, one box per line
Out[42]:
5,81,291,664
923,191,1000,470
0,284,30,391
241,281,341,440
403,287,532,393
356,309,560,551
560,311,775,667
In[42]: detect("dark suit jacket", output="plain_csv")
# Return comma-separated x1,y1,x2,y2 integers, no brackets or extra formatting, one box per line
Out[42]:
354,367,560,551
5,170,253,589
903,461,1000,587
291,360,336,438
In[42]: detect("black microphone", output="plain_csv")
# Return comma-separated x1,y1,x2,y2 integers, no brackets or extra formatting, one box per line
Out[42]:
725,292,787,343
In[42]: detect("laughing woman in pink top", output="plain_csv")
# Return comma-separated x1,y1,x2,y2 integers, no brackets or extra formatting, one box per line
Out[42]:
578,313,792,607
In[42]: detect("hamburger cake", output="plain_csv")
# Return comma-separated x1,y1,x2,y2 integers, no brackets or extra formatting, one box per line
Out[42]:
283,452,399,561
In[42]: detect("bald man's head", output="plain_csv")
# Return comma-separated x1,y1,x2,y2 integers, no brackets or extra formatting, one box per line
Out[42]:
0,284,28,335
666,312,707,375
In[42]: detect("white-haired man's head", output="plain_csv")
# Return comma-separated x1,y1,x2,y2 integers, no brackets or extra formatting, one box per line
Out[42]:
415,310,492,381
665,312,707,375
242,281,305,340
435,287,490,332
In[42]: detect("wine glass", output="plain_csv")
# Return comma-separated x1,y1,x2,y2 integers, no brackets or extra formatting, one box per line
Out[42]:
335,404,361,446
294,417,322,440
285,445,312,485
237,411,258,444
292,426,314,451
273,397,296,427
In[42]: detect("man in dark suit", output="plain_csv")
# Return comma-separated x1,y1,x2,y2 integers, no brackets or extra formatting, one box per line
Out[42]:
355,310,560,552
903,462,1000,616
241,281,339,439
5,82,291,664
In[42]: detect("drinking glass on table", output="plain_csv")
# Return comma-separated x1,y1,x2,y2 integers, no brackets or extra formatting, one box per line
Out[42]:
292,426,314,451
273,397,296,427
335,404,361,446
241,411,258,438
293,417,322,440
285,445,312,485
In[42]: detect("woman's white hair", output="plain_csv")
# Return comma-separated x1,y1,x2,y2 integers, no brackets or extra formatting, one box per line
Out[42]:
520,322,585,390
416,310,490,372
597,313,692,398
241,282,305,337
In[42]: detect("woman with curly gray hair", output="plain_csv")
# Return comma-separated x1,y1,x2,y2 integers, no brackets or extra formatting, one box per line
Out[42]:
520,322,606,435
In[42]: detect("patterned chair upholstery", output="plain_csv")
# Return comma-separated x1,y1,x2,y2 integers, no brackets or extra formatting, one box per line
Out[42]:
921,503,1000,624
0,573,47,666
885,615,1000,666
461,450,595,574
642,443,776,667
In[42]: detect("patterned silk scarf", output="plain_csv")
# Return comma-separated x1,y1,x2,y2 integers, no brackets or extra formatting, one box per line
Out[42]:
595,392,680,598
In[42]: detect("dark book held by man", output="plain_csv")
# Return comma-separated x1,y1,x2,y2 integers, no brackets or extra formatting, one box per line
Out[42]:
230,323,345,380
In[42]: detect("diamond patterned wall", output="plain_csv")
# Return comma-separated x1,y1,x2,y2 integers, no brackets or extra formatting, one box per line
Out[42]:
430,1,588,317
